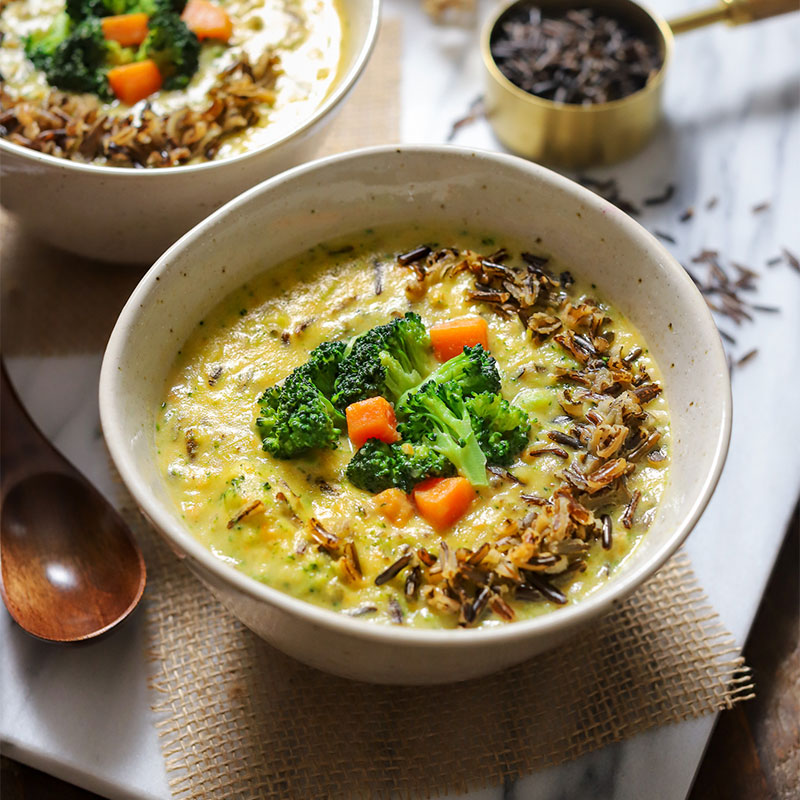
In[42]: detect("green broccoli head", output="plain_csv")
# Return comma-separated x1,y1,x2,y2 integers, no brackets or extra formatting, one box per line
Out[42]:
138,10,199,90
466,392,531,466
346,439,454,494
398,344,500,406
24,13,73,69
294,340,347,399
397,381,488,487
66,0,185,20
26,16,112,99
256,372,345,459
65,0,110,20
332,312,431,409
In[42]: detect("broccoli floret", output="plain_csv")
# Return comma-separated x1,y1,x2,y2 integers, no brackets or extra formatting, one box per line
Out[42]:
256,372,345,459
66,0,185,20
65,0,110,20
397,381,488,487
138,10,199,90
346,439,454,494
332,312,431,409
24,13,73,71
466,392,531,466
398,344,500,406
294,340,347,399
26,17,112,99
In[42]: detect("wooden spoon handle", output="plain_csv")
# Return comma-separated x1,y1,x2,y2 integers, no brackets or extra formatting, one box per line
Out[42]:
669,0,798,34
1,361,66,485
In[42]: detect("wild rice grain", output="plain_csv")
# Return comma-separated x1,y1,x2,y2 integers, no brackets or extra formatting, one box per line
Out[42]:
374,554,413,586
735,348,758,368
522,572,567,605
388,597,404,624
622,490,641,529
783,248,800,273
643,184,675,206
398,246,432,266
601,514,613,549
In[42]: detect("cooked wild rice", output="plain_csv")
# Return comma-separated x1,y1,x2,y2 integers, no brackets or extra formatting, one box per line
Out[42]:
0,51,281,167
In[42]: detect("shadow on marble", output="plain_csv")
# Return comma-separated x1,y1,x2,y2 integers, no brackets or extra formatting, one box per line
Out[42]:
0,217,143,358
2,603,151,769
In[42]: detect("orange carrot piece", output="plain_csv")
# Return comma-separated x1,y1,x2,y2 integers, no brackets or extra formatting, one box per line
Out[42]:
107,60,162,105
101,13,149,47
181,0,233,41
346,396,399,449
373,488,414,526
413,477,474,530
430,316,489,362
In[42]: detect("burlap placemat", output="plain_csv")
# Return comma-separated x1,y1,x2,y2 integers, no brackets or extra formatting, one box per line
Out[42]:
125,476,752,800
1,17,754,798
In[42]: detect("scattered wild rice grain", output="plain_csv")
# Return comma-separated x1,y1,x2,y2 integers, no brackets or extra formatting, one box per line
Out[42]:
654,230,676,244
679,207,694,222
735,348,758,368
643,184,675,206
447,94,486,141
783,248,800,273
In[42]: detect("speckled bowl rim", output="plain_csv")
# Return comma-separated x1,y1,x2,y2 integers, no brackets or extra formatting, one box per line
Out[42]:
0,0,381,177
100,144,732,647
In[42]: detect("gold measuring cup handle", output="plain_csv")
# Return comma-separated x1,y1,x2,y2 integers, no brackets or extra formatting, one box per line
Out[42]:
668,0,799,34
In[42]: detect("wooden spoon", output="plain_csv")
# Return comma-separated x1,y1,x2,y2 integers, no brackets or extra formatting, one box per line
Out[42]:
0,362,145,642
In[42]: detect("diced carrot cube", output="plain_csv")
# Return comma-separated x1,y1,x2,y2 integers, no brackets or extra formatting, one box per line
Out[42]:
346,396,400,449
373,488,414,526
430,316,489,362
181,0,233,41
413,477,474,530
101,13,149,47
107,60,162,105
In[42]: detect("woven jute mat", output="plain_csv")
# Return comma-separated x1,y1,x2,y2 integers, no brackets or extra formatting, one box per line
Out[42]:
124,477,753,800
1,16,754,799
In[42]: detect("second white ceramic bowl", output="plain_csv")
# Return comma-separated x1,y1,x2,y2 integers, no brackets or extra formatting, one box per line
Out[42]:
100,145,731,684
0,0,379,265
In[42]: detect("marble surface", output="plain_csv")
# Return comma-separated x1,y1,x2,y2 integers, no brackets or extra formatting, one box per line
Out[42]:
1,0,799,797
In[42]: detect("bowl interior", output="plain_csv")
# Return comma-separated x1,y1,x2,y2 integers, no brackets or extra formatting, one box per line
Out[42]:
101,146,730,638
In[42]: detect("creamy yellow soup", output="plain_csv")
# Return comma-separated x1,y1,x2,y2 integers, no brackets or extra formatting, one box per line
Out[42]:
0,0,342,160
156,228,670,628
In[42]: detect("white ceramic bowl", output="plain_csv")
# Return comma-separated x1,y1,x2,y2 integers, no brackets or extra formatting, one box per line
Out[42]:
0,0,379,265
100,145,731,684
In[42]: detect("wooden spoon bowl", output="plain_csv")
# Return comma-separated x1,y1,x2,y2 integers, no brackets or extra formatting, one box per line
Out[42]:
0,363,145,642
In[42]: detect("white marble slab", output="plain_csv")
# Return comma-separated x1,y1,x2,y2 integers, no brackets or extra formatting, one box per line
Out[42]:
1,0,799,798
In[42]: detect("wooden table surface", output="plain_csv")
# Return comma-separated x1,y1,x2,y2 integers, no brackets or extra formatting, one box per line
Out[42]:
2,502,798,799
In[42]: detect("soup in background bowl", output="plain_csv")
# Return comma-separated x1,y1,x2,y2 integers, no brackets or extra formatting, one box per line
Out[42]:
1,0,344,166
0,0,379,263
100,146,731,683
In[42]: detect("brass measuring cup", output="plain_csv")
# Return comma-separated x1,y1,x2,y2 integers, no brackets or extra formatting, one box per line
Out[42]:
482,0,798,168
